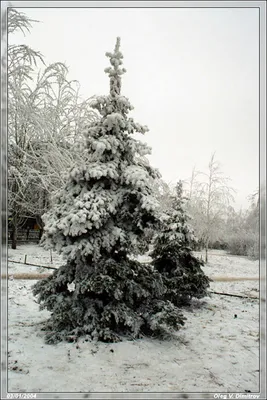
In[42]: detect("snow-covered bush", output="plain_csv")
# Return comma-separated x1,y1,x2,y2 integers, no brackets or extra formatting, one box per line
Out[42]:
33,38,186,344
227,230,259,259
225,194,259,260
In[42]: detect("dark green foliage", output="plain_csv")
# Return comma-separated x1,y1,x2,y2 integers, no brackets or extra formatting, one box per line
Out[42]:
152,244,210,306
33,257,185,344
152,181,211,306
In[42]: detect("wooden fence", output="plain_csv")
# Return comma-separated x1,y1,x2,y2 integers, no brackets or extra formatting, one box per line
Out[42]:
8,229,40,244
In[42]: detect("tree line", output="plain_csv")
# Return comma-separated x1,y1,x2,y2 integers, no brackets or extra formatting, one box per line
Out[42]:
155,155,259,262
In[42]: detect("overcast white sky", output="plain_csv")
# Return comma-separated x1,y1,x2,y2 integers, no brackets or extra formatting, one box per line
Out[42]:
9,6,259,209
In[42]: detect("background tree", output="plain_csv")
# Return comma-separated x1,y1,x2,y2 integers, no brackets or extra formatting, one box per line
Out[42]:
14,64,97,232
185,153,235,262
33,38,185,344
187,165,201,202
151,180,210,306
8,9,97,247
152,178,174,213
8,9,45,248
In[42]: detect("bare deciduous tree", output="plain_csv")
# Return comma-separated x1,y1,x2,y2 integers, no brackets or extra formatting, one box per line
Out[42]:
8,8,98,248
185,153,235,262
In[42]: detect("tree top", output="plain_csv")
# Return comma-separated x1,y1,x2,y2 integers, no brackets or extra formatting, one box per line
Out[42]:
104,37,126,97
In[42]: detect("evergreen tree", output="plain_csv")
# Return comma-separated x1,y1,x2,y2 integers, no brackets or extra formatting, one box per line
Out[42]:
33,38,185,344
152,180,211,306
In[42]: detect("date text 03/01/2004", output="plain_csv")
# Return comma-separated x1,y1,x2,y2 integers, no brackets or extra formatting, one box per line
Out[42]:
7,395,37,399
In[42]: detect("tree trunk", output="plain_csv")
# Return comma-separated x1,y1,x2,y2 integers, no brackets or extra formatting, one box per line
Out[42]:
38,229,43,241
205,239,209,263
37,191,48,243
11,214,18,249
36,215,44,243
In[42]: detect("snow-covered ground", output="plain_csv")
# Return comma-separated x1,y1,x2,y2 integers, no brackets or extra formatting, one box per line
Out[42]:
6,245,261,394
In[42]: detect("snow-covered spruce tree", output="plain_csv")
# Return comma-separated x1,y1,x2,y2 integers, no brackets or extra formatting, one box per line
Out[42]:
151,180,211,306
32,38,185,344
